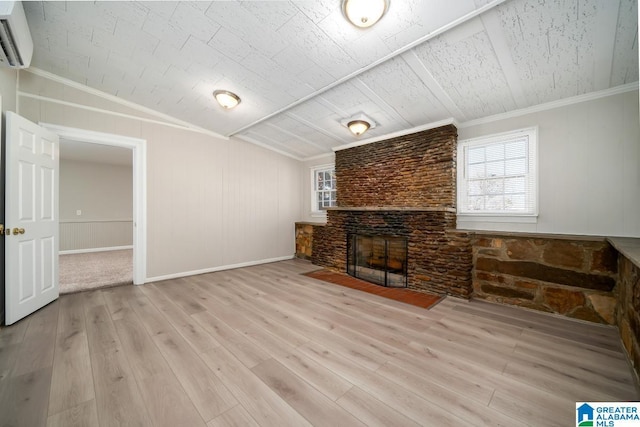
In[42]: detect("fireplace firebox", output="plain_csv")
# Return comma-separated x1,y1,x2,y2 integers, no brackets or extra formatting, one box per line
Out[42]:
347,234,408,288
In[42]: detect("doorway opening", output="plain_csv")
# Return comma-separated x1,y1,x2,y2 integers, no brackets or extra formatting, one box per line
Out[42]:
58,140,133,293
41,124,147,287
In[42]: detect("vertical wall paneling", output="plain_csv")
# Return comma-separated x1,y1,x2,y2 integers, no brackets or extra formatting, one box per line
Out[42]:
59,220,133,252
18,71,302,280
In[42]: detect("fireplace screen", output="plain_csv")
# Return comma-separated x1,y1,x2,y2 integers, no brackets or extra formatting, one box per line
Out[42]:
347,234,408,288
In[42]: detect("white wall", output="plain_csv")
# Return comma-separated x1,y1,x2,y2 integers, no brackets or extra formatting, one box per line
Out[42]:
458,90,640,237
60,159,132,221
300,153,335,223
60,159,133,251
18,70,302,280
0,68,17,113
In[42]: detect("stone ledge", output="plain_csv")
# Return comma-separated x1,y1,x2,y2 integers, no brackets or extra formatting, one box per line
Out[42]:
327,206,457,213
607,237,640,269
460,229,609,242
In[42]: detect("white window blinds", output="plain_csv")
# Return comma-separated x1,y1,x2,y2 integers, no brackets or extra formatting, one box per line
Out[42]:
458,127,537,216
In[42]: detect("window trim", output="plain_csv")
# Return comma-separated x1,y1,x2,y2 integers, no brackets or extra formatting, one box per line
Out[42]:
310,163,336,216
457,127,538,219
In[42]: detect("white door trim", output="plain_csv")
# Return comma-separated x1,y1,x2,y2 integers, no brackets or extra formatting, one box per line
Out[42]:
39,124,147,285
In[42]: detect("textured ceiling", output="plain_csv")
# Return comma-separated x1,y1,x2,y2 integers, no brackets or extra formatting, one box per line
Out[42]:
23,0,639,160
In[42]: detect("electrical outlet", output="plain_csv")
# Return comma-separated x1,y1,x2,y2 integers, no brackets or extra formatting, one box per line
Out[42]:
76,210,82,216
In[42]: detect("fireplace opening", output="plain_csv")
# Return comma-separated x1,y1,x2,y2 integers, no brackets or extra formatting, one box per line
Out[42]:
347,234,408,288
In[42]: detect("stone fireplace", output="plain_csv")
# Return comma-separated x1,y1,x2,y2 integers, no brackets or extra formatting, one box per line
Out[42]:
311,124,473,298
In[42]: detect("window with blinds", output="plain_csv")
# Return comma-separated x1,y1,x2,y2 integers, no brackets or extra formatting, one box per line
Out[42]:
311,165,337,213
457,127,537,216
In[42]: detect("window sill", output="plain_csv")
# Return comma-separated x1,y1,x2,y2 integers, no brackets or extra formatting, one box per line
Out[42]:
457,214,538,223
310,211,328,218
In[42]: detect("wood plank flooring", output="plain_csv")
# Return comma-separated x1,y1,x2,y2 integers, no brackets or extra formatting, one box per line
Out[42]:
0,259,637,426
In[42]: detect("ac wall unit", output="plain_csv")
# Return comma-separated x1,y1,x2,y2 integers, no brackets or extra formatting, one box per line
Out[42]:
0,1,32,68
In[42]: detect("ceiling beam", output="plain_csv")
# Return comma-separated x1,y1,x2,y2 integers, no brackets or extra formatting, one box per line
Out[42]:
264,122,330,151
284,111,351,144
228,0,509,136
400,50,468,121
351,77,413,127
314,95,350,119
594,0,620,91
480,8,528,109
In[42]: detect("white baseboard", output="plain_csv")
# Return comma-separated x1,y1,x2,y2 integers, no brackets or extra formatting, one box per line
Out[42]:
60,245,133,255
145,255,295,283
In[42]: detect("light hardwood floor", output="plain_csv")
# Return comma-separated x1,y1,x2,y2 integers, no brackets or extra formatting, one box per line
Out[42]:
1,259,637,426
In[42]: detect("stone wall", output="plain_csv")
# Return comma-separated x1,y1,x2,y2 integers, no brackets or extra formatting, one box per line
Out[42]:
335,125,457,208
313,209,473,297
295,222,319,260
617,254,640,383
472,233,618,324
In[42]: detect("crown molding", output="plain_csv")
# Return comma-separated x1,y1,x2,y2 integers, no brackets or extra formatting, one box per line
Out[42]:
19,92,221,136
21,67,229,140
332,118,457,152
300,152,336,162
329,83,639,154
458,82,639,129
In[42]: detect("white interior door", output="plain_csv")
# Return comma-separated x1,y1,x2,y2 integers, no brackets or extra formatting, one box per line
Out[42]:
5,112,60,325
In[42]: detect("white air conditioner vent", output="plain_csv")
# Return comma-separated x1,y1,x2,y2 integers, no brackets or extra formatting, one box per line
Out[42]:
0,1,32,69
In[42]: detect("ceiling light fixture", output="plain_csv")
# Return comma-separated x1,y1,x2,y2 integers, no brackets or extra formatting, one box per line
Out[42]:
213,90,241,109
341,113,376,137
342,0,389,28
347,120,370,136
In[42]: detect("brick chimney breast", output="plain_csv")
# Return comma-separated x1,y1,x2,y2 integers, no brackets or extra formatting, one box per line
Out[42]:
336,124,457,209
312,124,473,298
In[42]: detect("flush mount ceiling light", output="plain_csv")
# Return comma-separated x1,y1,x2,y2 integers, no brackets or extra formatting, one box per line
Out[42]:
342,0,389,28
341,113,376,136
213,90,241,109
347,120,370,136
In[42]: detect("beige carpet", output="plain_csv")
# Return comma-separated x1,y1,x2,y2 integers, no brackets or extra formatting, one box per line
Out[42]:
59,249,133,294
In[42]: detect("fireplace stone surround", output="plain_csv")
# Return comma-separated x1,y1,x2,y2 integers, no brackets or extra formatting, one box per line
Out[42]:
313,208,472,297
309,124,474,298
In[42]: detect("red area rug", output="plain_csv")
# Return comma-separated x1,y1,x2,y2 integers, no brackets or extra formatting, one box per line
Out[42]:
303,269,442,310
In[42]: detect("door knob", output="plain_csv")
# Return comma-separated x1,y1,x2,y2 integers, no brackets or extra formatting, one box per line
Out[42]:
12,228,25,235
